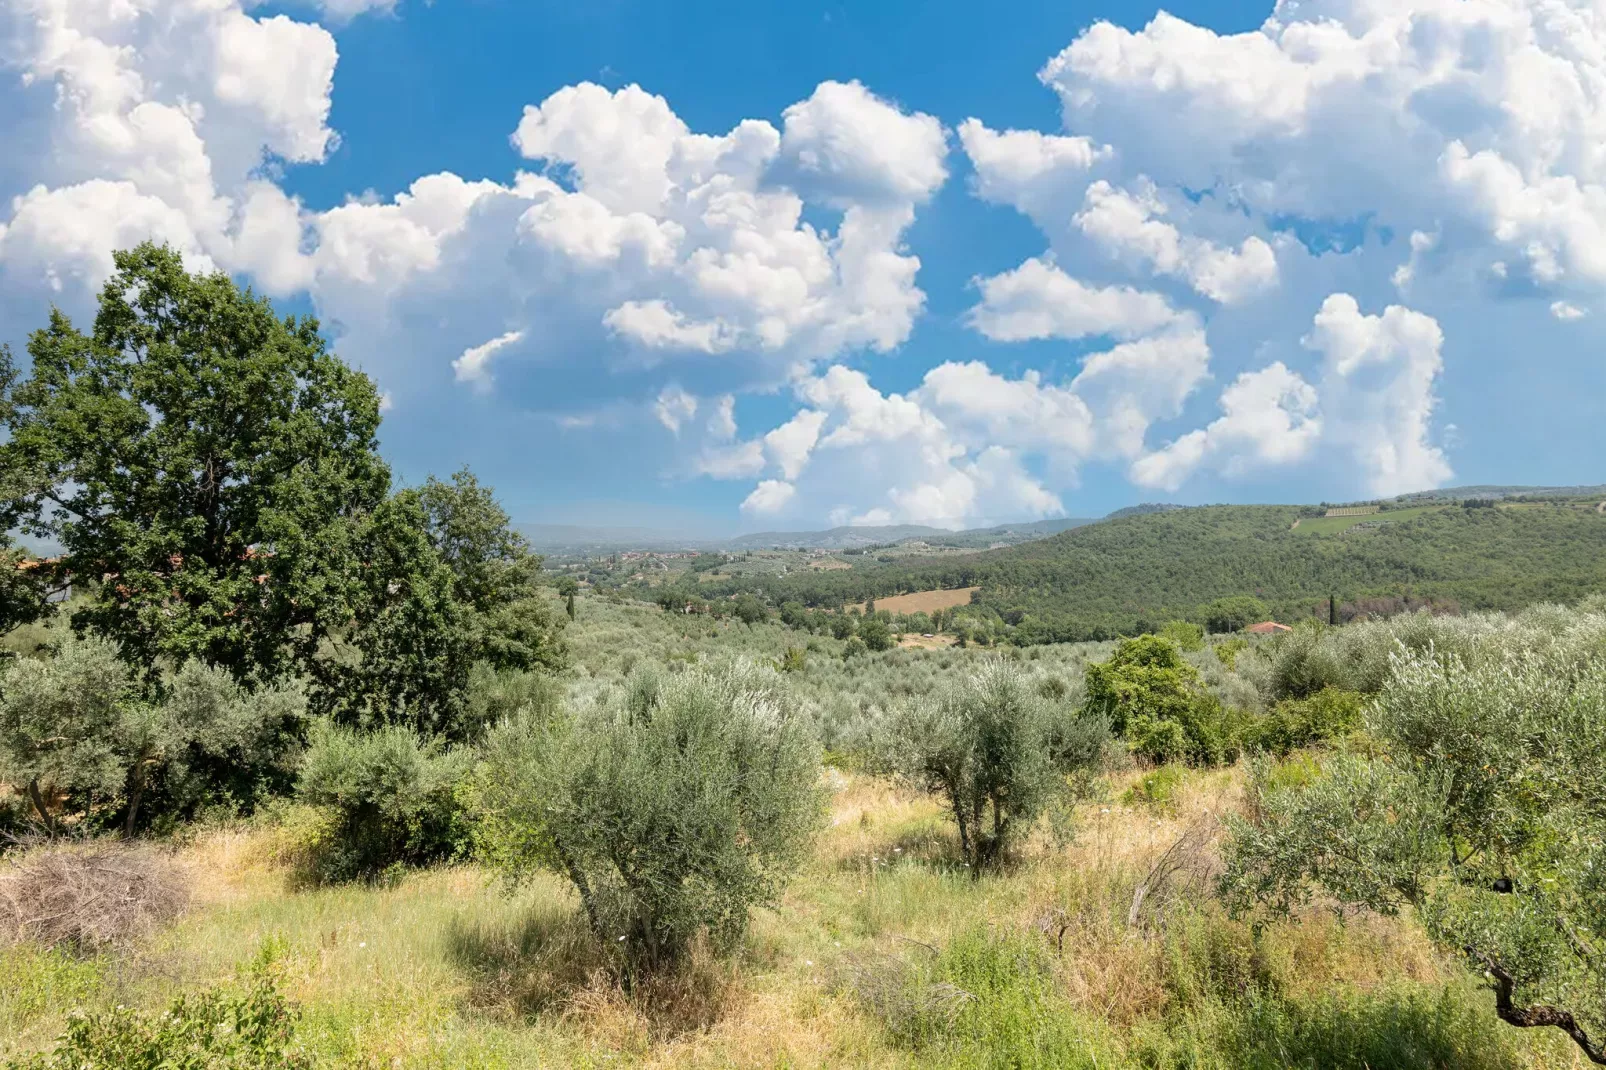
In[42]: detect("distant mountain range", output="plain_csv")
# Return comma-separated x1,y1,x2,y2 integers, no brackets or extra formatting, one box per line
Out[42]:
518,486,1606,556
1393,484,1606,502
519,516,1097,554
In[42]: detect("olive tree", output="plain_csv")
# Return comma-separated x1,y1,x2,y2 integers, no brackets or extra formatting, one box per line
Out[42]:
297,721,469,882
0,636,304,835
1222,645,1606,1063
885,660,1109,871
469,660,825,976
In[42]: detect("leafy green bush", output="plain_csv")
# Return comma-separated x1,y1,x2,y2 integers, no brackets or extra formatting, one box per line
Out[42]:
469,660,825,975
1241,687,1364,755
1222,646,1606,1063
1160,620,1206,652
294,723,469,883
859,617,895,652
1214,637,1249,671
885,660,1109,870
7,959,306,1069
1203,596,1271,634
1084,636,1237,766
734,594,768,624
776,646,808,673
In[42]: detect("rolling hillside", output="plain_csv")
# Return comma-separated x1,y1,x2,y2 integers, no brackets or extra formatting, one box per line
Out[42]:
716,499,1606,640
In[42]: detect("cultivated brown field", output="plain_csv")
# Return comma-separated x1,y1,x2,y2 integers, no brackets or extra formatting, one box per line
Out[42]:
851,586,979,614
898,632,958,649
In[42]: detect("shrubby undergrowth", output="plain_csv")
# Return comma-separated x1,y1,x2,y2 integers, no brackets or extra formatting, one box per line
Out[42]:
6,954,306,1070
294,723,470,883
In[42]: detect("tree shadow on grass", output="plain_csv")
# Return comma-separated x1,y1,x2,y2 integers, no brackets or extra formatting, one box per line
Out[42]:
444,900,600,1019
836,815,969,876
444,901,738,1039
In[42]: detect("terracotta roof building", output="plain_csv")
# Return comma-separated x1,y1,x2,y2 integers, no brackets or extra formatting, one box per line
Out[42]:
1245,621,1293,635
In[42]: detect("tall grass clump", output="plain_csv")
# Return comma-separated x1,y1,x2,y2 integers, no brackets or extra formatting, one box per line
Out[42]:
840,927,1104,1068
469,659,826,977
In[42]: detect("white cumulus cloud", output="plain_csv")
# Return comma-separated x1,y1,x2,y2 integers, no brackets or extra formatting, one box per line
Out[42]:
453,330,525,391
967,257,1185,342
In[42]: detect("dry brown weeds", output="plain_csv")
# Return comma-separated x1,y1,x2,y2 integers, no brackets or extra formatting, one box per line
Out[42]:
0,842,189,951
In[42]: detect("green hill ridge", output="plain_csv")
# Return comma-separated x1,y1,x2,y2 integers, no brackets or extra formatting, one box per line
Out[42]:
709,498,1606,641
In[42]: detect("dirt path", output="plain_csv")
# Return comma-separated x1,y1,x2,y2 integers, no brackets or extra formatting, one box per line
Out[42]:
1290,518,1302,530
1597,501,1606,514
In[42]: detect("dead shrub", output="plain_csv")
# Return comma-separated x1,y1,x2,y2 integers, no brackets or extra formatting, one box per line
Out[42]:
0,843,189,951
1126,815,1222,930
833,946,975,1043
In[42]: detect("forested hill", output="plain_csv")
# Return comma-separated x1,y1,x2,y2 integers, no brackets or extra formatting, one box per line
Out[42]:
711,501,1606,640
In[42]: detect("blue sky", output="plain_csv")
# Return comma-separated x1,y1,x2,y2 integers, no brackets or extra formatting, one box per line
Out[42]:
4,0,1605,533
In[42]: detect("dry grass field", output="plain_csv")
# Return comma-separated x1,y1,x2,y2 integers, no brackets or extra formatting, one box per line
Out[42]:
851,588,979,615
2,762,1583,1068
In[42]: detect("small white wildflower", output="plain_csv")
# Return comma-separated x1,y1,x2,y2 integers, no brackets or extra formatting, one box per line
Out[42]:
358,942,367,948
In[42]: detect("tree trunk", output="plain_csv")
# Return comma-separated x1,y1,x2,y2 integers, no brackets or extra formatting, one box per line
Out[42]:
26,779,56,835
124,761,145,839
946,781,973,871
1469,948,1606,1065
553,835,603,943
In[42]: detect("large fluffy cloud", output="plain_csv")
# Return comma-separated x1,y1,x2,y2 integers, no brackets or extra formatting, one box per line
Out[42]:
1132,295,1450,496
713,319,1216,529
9,0,1606,527
945,0,1606,508
0,0,338,304
1044,0,1606,295
301,78,948,411
0,2,949,417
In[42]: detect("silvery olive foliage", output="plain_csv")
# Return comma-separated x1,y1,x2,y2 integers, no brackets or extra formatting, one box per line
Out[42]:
1223,637,1606,1063
881,660,1110,871
469,659,826,975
